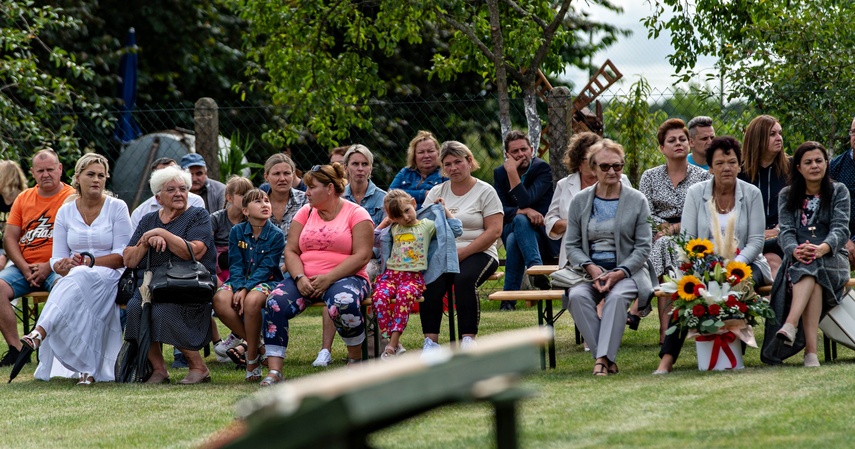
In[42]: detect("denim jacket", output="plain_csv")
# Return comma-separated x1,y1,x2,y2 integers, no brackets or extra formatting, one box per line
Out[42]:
344,181,386,225
375,202,462,285
389,167,448,208
228,220,285,291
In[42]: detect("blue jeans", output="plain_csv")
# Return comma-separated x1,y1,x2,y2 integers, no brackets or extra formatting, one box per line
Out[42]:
502,214,550,291
0,265,61,297
263,275,370,358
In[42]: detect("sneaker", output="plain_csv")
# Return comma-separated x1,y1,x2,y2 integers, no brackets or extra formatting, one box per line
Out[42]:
460,336,477,350
172,352,189,369
499,301,517,311
214,333,243,358
0,346,25,367
422,337,441,352
312,349,332,367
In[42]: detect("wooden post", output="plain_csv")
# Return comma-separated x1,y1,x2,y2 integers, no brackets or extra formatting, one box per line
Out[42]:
546,86,572,184
194,97,220,181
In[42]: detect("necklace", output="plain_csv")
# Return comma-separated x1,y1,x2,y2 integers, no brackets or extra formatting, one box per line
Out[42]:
714,195,734,214
76,197,104,226
319,199,343,221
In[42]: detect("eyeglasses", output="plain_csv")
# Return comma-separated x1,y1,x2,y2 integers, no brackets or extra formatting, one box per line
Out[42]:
597,163,624,172
162,186,188,194
311,165,333,182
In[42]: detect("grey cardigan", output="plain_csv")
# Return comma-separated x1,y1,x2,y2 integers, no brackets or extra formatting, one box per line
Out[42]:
682,178,771,283
563,183,653,302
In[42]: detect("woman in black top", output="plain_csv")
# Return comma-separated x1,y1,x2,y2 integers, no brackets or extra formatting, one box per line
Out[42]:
739,115,789,279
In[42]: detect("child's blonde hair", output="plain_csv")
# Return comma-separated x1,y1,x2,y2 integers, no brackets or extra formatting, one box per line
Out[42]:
384,189,415,220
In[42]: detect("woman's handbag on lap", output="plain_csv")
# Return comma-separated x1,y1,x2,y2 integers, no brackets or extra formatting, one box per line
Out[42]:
550,265,595,289
149,240,215,304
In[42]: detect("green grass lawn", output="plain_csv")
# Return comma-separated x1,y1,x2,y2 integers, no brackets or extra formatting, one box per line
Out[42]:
2,300,854,449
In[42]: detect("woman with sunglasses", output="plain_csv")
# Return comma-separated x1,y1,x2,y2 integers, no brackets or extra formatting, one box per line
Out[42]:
638,118,711,344
565,139,653,376
654,137,770,374
260,163,374,385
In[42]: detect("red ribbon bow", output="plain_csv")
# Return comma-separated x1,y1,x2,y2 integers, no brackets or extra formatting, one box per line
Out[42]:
696,331,737,370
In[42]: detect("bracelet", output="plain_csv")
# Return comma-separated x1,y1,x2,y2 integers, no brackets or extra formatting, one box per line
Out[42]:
294,274,305,282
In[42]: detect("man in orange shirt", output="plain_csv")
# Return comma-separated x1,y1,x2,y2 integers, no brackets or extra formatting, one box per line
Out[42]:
0,149,74,366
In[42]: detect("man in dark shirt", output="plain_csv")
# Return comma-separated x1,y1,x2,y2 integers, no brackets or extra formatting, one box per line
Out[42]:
494,130,556,310
828,115,855,267
180,153,226,214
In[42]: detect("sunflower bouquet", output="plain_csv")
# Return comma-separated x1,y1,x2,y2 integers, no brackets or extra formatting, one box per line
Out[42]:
659,233,774,336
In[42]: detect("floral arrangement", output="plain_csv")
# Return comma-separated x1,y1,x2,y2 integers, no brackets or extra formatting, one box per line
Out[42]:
660,233,774,336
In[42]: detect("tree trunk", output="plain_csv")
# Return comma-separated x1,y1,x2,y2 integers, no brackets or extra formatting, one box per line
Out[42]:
486,0,511,139
523,84,541,152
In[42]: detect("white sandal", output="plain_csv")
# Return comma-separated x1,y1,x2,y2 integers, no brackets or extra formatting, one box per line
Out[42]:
77,372,94,386
245,355,262,382
21,330,43,351
260,370,283,387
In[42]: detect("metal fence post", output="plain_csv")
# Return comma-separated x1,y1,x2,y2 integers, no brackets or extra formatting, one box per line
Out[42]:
195,97,220,180
546,86,572,183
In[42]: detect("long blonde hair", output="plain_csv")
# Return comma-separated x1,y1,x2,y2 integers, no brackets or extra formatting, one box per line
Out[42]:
0,160,28,205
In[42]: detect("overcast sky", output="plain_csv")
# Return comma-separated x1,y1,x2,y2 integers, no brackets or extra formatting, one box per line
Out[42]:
560,1,719,95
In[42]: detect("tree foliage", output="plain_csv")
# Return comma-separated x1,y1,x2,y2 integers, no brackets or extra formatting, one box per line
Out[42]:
0,1,110,166
231,0,627,148
644,0,855,152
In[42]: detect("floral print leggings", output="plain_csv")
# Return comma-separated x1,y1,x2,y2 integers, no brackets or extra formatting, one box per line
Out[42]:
263,275,370,358
372,270,424,338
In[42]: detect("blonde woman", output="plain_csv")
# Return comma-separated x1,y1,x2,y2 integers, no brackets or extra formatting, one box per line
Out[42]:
0,160,28,268
19,154,131,384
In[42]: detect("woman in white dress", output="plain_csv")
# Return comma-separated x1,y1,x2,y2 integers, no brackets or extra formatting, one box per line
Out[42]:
19,153,131,384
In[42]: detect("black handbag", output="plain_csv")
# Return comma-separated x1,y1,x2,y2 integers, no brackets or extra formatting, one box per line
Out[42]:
795,222,829,245
115,268,136,306
149,240,215,304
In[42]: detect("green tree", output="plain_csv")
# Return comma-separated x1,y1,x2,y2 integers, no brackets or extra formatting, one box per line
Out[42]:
603,78,666,184
0,1,109,165
231,0,626,148
644,0,855,152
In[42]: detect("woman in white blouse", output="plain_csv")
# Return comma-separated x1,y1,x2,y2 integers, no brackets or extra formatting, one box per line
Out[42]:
19,154,131,384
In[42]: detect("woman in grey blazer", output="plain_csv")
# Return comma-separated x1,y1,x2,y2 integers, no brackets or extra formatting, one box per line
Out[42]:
564,139,652,376
766,141,850,367
655,136,771,374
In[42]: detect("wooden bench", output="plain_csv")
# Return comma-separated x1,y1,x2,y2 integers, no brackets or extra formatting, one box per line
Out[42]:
209,327,551,449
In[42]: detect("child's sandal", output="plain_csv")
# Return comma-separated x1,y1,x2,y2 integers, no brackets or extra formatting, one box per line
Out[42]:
227,343,247,367
260,370,283,387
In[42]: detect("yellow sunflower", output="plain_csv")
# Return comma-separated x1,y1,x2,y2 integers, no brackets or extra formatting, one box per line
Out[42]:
726,261,752,282
685,238,714,258
676,275,703,300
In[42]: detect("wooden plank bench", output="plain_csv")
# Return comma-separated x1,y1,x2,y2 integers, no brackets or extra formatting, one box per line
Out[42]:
210,327,551,449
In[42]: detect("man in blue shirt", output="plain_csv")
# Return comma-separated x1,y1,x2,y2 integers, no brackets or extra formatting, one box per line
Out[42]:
494,130,556,310
687,116,715,170
828,115,855,267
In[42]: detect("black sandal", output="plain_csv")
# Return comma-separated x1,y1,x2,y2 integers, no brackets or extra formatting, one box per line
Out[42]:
593,362,608,376
227,343,247,367
608,361,619,374
626,313,641,331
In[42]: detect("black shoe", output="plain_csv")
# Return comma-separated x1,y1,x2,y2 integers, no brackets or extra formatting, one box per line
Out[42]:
500,301,517,311
0,346,27,367
627,313,641,331
531,274,551,290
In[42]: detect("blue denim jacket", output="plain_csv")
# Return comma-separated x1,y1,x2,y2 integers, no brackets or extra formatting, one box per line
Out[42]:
344,181,386,226
375,203,462,285
228,220,285,291
389,167,448,209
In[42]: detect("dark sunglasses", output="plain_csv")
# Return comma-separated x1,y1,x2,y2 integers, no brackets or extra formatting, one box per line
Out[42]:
597,163,624,172
311,165,333,182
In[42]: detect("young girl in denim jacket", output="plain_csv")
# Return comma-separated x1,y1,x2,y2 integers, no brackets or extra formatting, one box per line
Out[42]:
374,190,458,359
212,189,285,381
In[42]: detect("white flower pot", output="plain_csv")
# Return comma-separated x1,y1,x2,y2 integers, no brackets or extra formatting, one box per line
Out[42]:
695,333,744,371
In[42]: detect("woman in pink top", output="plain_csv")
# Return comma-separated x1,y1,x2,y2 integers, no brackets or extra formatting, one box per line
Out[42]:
260,163,374,386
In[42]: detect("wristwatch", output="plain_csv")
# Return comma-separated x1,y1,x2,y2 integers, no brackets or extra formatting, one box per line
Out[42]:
294,274,305,282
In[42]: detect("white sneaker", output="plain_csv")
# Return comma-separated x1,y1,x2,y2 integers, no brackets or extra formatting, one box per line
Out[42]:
214,333,243,358
422,337,441,352
395,344,407,355
460,336,477,350
312,349,332,367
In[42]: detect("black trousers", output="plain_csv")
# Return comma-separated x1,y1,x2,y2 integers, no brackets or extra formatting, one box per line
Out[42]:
420,252,498,336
